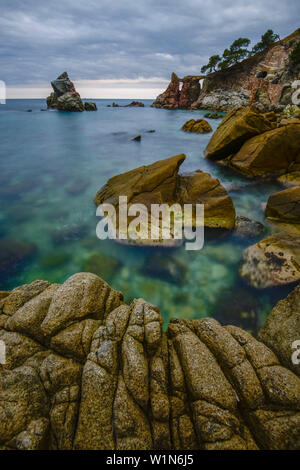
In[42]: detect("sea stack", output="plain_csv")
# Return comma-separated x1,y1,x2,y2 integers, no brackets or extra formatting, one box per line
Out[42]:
46,72,85,112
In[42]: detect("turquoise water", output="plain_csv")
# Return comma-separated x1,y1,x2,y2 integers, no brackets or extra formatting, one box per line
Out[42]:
0,99,291,332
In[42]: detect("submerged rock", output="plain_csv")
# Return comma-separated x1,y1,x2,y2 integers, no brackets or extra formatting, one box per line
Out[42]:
46,72,84,112
182,118,212,133
0,272,299,450
94,154,236,246
204,112,223,119
82,252,121,282
240,232,300,288
266,186,300,223
125,101,144,107
131,135,141,141
234,215,264,239
51,224,88,245
204,107,272,160
84,102,97,111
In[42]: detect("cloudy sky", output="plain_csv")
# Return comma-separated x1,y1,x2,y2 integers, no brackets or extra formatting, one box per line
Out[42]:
1,0,299,98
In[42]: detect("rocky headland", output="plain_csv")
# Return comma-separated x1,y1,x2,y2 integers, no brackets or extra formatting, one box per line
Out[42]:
152,29,300,112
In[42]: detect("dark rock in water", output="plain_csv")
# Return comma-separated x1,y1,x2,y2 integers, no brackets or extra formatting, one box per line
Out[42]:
0,238,37,278
66,177,89,196
234,215,264,239
1,272,300,450
51,224,89,245
112,102,119,107
40,109,47,111
82,252,121,282
204,112,223,119
214,285,260,334
240,232,300,288
46,72,84,112
143,253,187,285
41,252,71,268
146,129,156,133
182,118,212,133
106,105,111,107
131,135,141,141
84,102,97,111
26,109,32,112
124,101,144,107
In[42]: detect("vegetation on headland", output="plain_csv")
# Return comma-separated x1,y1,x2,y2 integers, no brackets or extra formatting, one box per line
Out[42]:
201,29,280,73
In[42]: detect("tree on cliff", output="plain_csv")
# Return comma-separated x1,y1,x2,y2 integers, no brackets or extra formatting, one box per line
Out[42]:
289,41,300,66
252,29,280,54
201,55,222,73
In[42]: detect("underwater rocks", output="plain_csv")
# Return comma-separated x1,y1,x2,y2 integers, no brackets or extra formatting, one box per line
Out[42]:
181,118,212,133
265,186,300,223
0,239,37,279
94,154,236,246
234,216,264,239
258,283,300,377
204,107,272,160
51,224,89,245
240,232,300,288
46,72,84,112
0,272,300,450
84,102,97,111
82,253,121,283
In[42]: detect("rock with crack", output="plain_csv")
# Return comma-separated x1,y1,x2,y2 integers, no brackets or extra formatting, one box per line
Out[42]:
240,232,300,288
0,272,300,450
93,154,236,247
46,72,84,112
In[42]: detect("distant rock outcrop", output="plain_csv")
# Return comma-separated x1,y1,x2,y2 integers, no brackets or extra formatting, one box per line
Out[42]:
46,72,84,112
1,272,300,450
152,73,203,109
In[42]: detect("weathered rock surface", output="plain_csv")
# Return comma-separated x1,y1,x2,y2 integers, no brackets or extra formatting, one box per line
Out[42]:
259,283,300,377
94,154,236,246
1,272,300,450
204,107,272,160
152,73,202,109
240,232,300,288
228,121,300,178
182,119,212,133
266,186,300,223
46,72,84,112
234,215,264,239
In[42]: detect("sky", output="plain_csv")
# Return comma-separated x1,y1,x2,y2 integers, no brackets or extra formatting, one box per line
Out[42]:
1,0,299,99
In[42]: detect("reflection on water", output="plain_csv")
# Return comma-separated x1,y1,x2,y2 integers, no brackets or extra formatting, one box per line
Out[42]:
0,99,292,332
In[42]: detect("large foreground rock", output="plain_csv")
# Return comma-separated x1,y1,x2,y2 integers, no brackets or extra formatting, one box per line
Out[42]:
94,154,236,246
266,186,300,223
204,107,272,160
240,232,300,288
1,272,300,450
259,284,300,377
46,72,84,112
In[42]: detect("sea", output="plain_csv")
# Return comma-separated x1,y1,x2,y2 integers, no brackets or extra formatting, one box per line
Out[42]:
0,98,290,332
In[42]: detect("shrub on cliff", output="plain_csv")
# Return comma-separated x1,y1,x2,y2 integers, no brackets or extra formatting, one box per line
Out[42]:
252,29,280,54
289,41,300,66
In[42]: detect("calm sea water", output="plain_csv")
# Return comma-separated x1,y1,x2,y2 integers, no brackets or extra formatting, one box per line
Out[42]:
0,99,291,331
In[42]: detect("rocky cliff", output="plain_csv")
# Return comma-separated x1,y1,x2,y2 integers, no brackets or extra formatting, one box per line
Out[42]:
0,272,299,450
152,29,300,112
